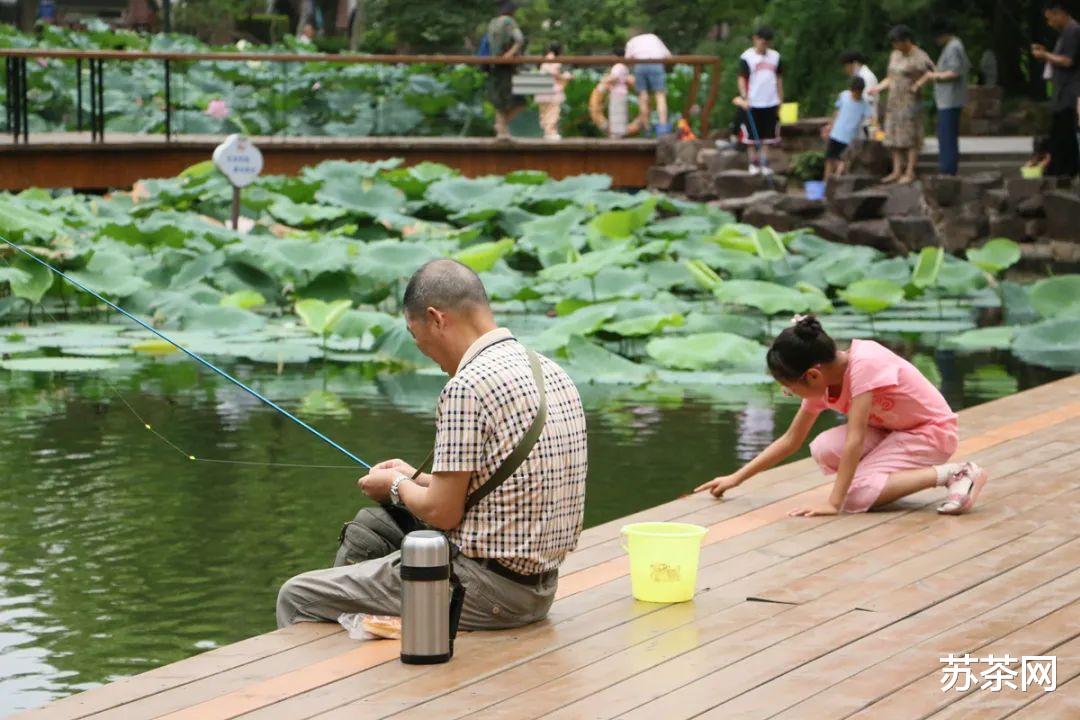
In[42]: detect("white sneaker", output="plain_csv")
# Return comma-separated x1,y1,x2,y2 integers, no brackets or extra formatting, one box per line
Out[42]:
748,164,761,175
761,166,775,176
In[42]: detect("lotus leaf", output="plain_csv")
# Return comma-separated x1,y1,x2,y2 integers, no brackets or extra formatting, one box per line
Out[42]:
967,238,1021,275
715,280,814,316
1012,318,1080,371
646,332,766,371
911,247,944,289
1,357,119,372
946,326,1018,351
295,299,352,337
1028,275,1080,319
452,239,515,273
840,279,905,314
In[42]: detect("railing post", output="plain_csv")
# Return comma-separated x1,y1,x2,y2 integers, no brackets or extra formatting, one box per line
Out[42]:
96,58,105,142
19,57,28,143
164,59,171,141
700,59,722,137
76,57,82,131
684,62,702,131
4,57,11,138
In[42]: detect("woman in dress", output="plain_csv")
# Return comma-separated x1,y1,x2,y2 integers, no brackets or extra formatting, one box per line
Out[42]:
869,25,935,184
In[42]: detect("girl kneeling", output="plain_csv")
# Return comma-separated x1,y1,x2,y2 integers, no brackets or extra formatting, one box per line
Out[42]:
696,316,988,516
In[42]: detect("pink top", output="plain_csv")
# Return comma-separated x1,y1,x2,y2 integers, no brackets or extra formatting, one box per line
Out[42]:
624,33,671,61
801,339,958,439
536,61,567,104
609,63,630,97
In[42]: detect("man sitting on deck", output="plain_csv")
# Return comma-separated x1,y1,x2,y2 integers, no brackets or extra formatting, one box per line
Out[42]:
276,259,589,630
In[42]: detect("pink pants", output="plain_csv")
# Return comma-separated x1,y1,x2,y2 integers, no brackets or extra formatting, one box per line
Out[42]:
810,424,958,513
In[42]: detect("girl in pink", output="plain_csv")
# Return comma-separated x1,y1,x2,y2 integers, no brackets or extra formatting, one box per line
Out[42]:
696,316,988,516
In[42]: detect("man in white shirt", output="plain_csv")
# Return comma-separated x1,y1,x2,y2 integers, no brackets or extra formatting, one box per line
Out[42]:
625,28,672,135
735,26,783,174
840,50,880,137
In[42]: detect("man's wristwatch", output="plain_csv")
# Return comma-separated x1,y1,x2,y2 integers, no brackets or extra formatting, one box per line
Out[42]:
389,473,407,506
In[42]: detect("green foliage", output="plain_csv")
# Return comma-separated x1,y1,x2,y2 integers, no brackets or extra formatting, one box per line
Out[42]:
789,152,826,182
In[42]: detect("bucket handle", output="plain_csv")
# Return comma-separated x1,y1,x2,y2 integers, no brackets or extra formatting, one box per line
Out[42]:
619,528,629,554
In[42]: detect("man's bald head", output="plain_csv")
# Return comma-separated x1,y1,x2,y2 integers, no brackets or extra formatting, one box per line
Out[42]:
403,259,491,318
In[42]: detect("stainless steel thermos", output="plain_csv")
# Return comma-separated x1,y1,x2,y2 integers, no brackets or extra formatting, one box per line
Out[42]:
400,530,461,664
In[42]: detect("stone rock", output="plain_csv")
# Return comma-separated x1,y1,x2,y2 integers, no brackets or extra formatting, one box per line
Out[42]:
1021,242,1054,262
674,140,707,166
888,216,938,252
877,182,925,217
765,148,792,175
713,170,770,198
685,170,718,200
848,140,891,176
1017,194,1045,219
656,134,679,165
967,171,1004,195
835,189,890,221
776,194,826,218
826,174,878,202
1050,239,1080,262
848,219,902,253
1025,218,1046,240
1043,190,1080,240
646,163,695,192
704,148,744,175
713,190,783,216
808,213,849,242
939,203,989,252
1005,178,1049,208
925,175,975,207
988,212,1026,242
982,188,1008,214
743,206,800,232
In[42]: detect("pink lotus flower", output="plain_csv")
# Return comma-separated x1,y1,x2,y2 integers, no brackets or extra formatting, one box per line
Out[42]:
311,81,321,91
205,99,230,120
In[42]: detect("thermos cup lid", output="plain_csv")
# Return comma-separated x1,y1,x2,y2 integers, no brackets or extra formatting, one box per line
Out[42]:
401,530,450,568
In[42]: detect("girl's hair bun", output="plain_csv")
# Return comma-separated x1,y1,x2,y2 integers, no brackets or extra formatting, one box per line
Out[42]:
792,314,823,340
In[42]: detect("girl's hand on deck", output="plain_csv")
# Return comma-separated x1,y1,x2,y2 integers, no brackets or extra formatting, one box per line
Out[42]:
787,501,839,517
694,475,740,498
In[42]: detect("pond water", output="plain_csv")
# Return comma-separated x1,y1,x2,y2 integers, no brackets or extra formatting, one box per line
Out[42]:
0,345,1064,715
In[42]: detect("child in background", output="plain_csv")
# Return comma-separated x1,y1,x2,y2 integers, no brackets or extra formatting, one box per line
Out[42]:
607,51,633,138
1022,136,1052,177
696,316,988,517
736,26,783,174
821,76,873,180
537,42,572,140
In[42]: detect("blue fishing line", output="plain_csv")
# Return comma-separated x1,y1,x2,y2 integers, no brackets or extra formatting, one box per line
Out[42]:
1,236,371,469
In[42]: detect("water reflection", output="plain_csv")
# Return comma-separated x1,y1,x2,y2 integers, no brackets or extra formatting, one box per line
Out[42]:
0,349,1063,715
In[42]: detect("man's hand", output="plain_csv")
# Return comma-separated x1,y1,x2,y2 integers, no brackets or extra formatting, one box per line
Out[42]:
787,500,840,517
694,475,741,498
1032,44,1048,61
358,468,398,503
372,458,417,477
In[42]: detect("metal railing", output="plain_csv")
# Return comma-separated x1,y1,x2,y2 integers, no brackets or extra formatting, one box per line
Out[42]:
0,48,722,143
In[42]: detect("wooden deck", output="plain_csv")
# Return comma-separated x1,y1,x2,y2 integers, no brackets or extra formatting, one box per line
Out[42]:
0,134,658,191
13,375,1080,720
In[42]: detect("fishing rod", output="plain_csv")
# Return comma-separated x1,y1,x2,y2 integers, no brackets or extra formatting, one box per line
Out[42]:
1,237,371,469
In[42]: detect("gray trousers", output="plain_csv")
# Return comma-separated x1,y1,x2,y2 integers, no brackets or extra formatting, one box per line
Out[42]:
276,508,556,630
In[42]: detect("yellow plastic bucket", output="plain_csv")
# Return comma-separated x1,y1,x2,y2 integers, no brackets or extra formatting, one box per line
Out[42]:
1020,165,1044,179
620,522,708,603
780,102,799,124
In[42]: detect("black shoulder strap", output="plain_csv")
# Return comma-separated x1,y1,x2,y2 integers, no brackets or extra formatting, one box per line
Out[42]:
411,349,548,513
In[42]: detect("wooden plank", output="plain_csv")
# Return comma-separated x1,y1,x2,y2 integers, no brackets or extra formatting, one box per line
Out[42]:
1005,676,1080,719
924,636,1079,719
504,486,1079,720
699,541,1080,719
623,532,1080,720
849,602,1080,719
8,624,340,720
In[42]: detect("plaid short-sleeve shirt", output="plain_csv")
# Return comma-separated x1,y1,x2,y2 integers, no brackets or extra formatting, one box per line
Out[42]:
433,328,588,574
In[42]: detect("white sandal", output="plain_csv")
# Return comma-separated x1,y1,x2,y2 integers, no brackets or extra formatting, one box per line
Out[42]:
937,462,989,515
